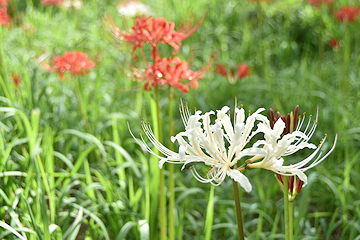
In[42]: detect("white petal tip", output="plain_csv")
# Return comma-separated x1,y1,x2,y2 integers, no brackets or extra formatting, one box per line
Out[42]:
159,159,166,169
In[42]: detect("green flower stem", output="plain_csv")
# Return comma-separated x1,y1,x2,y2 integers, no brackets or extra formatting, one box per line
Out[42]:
257,2,267,81
284,174,289,240
288,200,294,240
342,23,351,95
155,86,167,240
73,76,91,132
318,20,324,77
281,157,290,240
232,180,245,240
168,86,175,240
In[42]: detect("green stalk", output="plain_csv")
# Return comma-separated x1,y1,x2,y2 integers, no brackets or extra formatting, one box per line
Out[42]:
204,185,215,240
135,87,144,117
149,93,160,239
257,2,267,81
318,20,324,77
342,23,351,95
284,175,289,240
232,180,245,240
155,86,167,240
112,117,125,184
288,200,294,240
73,76,91,132
168,86,175,240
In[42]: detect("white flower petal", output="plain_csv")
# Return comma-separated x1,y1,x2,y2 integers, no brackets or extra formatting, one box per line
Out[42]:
273,118,286,139
227,169,252,192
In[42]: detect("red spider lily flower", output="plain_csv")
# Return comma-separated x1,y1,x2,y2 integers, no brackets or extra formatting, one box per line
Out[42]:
40,52,95,80
329,38,340,49
41,0,64,6
110,16,201,58
276,174,304,201
138,56,206,93
12,73,21,87
0,0,8,7
334,6,360,23
0,8,11,26
306,0,334,7
215,63,251,84
269,105,299,135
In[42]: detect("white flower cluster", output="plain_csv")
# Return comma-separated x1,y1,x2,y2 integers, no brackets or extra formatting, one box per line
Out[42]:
130,102,337,192
117,1,152,17
62,0,83,10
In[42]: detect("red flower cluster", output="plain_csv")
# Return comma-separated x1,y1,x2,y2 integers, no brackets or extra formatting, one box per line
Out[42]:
141,56,204,93
111,16,200,57
306,0,334,7
334,6,360,23
0,0,10,27
215,63,250,84
41,52,95,80
329,38,340,49
41,0,64,6
0,0,8,7
0,7,10,26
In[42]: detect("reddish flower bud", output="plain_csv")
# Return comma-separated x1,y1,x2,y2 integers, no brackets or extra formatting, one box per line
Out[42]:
276,174,304,201
214,63,250,84
215,64,228,77
329,38,340,50
237,64,250,79
269,105,299,135
12,73,21,87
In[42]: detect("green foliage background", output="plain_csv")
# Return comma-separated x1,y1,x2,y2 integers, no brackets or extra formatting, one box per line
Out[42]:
0,0,360,239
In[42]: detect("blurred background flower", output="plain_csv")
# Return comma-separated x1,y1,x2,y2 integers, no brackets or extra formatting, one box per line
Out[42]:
62,0,83,10
0,7,11,26
215,63,251,84
39,52,95,80
334,6,360,23
117,0,152,17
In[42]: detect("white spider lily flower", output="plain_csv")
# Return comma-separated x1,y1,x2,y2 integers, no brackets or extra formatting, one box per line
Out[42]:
62,0,83,10
129,103,268,192
247,112,338,186
117,1,152,17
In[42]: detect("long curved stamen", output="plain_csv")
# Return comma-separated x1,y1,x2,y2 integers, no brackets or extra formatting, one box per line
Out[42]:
179,99,191,127
141,122,176,156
